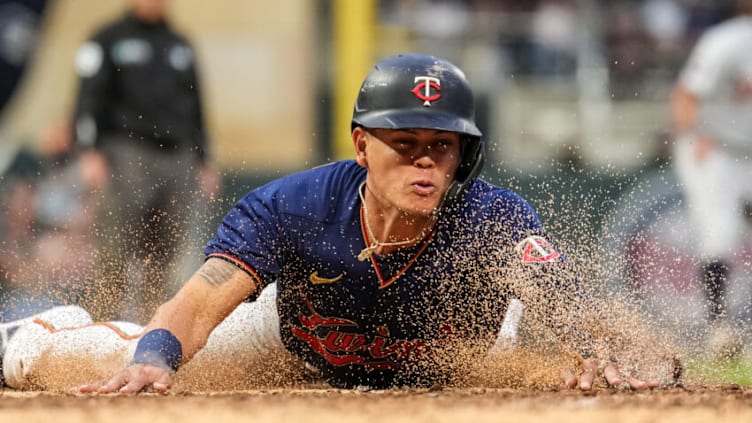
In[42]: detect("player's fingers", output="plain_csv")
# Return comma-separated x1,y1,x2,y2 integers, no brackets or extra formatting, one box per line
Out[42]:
152,382,169,393
560,368,578,389
119,378,149,394
151,372,174,393
603,364,622,387
118,368,158,394
75,383,100,393
115,366,173,394
625,376,660,390
578,359,599,391
579,367,596,390
96,372,129,393
626,377,649,390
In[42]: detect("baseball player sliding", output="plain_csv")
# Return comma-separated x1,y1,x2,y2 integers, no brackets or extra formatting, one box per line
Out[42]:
670,0,752,353
1,53,676,391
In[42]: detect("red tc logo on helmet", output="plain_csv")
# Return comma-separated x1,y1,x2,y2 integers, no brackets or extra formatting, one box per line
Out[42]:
411,76,441,106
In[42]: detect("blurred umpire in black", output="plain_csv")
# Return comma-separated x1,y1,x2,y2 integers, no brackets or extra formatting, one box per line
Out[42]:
73,0,218,323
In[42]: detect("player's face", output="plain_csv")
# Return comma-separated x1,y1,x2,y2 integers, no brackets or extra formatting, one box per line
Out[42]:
354,127,461,216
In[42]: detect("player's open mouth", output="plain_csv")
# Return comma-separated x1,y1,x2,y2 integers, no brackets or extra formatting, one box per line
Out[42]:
411,181,436,196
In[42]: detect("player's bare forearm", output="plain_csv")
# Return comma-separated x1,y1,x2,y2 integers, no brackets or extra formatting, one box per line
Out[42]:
144,257,257,362
85,259,258,394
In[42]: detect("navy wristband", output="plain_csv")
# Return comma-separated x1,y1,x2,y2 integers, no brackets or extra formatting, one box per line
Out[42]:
132,329,183,373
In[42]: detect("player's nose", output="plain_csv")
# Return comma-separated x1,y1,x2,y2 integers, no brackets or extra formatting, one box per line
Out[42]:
412,153,435,168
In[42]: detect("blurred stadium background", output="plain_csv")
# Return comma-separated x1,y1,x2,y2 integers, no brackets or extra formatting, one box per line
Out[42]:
3,0,731,173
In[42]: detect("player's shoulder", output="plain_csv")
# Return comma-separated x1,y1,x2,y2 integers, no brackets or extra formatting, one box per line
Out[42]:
75,17,129,76
161,20,196,47
450,179,545,245
715,16,752,33
275,160,364,190
243,160,365,219
88,14,129,41
699,16,752,46
466,178,536,211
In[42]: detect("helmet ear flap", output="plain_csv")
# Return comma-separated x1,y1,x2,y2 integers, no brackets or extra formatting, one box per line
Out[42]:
445,136,484,205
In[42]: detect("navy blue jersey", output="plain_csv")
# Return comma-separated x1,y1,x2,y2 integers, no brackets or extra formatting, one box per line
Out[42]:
205,160,565,388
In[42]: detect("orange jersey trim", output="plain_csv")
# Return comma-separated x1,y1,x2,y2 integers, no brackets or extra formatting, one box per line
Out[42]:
33,319,143,340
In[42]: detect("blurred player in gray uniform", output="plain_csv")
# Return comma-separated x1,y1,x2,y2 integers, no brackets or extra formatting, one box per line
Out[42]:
671,0,752,351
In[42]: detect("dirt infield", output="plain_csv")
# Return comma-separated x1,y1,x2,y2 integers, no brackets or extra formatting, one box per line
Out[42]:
1,385,751,423
3,332,748,422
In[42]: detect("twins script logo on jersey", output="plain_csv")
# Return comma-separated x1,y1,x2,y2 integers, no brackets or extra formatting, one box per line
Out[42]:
290,298,455,370
412,76,441,106
515,235,560,263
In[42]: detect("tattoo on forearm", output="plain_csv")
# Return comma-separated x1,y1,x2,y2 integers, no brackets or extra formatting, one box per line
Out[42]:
196,259,241,287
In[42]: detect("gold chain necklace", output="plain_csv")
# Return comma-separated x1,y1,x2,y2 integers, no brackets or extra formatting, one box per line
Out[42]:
357,182,435,261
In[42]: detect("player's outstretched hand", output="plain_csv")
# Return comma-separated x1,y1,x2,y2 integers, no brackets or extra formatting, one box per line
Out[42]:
560,358,661,391
77,364,174,394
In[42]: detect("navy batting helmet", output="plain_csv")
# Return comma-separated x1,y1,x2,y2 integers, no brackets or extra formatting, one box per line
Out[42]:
351,53,485,205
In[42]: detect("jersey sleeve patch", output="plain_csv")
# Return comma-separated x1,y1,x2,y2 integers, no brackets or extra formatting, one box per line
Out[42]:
514,235,560,263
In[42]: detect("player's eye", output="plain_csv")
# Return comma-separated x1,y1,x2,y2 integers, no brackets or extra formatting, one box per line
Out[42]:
392,138,415,150
433,139,454,152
